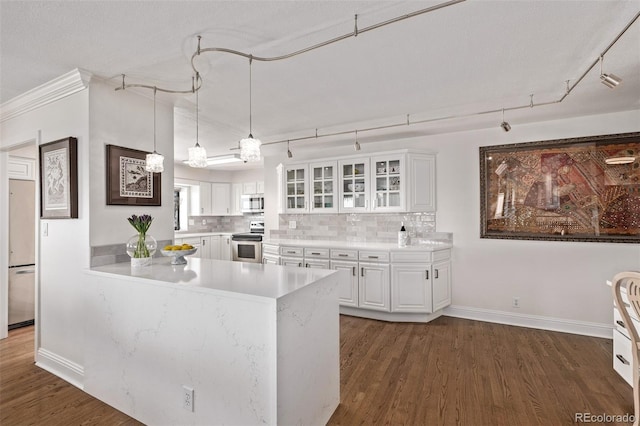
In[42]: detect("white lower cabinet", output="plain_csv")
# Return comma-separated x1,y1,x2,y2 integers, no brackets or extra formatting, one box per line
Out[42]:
281,257,303,267
432,259,452,311
263,254,279,265
330,260,358,307
359,263,390,312
175,234,233,260
209,236,221,260
220,234,232,261
391,264,431,313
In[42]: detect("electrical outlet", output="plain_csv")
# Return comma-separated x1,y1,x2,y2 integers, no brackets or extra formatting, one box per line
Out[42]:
201,219,207,225
182,385,194,412
289,220,296,229
512,297,520,308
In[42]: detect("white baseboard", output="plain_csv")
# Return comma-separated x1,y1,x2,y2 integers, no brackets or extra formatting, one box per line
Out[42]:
36,347,84,389
444,305,613,339
340,306,443,323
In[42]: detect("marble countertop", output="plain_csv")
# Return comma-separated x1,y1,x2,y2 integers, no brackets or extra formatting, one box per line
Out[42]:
175,231,234,238
87,257,336,300
262,238,452,251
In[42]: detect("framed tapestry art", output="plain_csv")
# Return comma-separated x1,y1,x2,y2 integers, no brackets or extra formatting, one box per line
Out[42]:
106,144,161,206
39,137,78,219
480,132,640,243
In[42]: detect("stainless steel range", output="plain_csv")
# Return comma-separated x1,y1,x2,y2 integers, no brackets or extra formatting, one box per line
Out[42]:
231,219,264,263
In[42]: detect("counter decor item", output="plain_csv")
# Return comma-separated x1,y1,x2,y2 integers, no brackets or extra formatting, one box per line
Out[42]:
398,222,408,247
160,244,197,265
126,214,157,267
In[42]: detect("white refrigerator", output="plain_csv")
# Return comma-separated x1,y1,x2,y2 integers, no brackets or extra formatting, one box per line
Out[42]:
8,179,36,329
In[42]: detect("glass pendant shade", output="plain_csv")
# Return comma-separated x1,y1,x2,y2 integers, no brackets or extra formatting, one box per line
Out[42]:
240,135,261,162
188,143,208,168
145,151,164,172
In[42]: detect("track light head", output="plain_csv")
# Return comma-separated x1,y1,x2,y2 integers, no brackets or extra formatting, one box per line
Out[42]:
600,73,622,89
287,140,293,158
354,130,361,151
500,121,511,132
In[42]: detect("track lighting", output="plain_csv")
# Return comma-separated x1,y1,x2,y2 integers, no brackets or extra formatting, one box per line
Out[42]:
239,58,261,162
145,87,164,172
188,75,207,168
599,56,622,89
354,130,361,151
287,140,293,158
500,108,511,132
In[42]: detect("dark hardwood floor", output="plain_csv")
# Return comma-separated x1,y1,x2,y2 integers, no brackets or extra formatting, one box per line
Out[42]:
0,316,633,425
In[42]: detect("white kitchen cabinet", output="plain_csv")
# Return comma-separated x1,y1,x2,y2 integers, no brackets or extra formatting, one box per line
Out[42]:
305,259,330,269
256,181,265,194
196,182,212,215
339,158,369,213
331,260,358,307
220,234,232,261
391,264,431,313
199,236,211,259
209,235,221,260
407,153,436,212
284,164,308,213
230,183,243,216
432,259,451,311
371,154,405,212
211,183,231,216
243,182,257,195
176,237,204,258
309,161,338,213
358,263,390,312
262,254,279,265
281,257,303,267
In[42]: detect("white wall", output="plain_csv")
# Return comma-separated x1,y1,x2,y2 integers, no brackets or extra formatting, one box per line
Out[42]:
89,82,174,247
1,90,90,378
263,109,640,331
174,163,232,183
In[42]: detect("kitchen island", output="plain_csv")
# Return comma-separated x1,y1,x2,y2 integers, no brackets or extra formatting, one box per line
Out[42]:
84,257,342,425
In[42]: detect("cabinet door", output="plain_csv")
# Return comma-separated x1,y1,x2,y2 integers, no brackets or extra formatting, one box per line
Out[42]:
198,182,212,215
182,238,202,258
358,263,390,311
371,155,405,212
284,165,308,213
331,260,358,307
281,257,303,267
309,161,338,213
432,260,451,311
230,183,243,216
339,158,369,212
408,154,436,212
209,236,221,260
220,235,232,261
304,259,330,269
199,236,211,259
256,181,265,194
243,182,257,195
211,183,230,215
263,254,280,265
391,264,431,313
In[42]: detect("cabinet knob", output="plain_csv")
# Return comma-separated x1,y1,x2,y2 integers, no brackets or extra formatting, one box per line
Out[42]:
616,354,630,365
361,267,364,277
425,270,429,280
435,269,439,279
616,320,626,328
352,266,356,276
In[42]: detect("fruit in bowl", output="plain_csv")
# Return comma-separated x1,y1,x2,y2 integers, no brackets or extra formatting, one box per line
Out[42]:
163,243,194,251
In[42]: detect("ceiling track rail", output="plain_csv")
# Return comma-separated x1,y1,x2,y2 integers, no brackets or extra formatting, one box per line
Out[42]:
258,9,640,149
116,0,465,94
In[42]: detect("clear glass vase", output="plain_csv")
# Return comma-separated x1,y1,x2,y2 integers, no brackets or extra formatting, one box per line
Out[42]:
126,233,157,259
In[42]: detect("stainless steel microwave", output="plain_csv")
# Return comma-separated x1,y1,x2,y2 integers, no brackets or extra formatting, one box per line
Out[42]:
241,194,264,213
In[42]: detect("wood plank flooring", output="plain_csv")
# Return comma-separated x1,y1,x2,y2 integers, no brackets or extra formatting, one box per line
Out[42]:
0,316,633,425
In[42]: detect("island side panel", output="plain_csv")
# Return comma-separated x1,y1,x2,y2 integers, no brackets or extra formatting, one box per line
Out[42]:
84,273,277,426
276,269,343,425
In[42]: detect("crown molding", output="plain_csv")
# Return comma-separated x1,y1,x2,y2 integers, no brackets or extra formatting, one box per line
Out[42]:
0,68,92,123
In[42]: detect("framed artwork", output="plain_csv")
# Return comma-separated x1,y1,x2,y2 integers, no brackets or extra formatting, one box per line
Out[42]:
39,137,78,219
480,131,640,243
106,144,161,206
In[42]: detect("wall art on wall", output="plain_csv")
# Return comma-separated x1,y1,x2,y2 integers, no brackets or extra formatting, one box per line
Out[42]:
106,144,161,206
39,137,78,219
480,131,640,243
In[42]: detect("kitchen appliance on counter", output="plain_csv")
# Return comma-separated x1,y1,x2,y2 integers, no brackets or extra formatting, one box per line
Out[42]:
241,194,264,214
8,179,36,330
232,219,264,263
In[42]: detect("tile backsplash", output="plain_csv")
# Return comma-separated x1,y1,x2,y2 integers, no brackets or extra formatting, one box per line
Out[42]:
180,214,263,234
270,212,443,243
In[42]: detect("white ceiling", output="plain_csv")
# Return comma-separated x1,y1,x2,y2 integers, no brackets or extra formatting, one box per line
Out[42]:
1,1,639,169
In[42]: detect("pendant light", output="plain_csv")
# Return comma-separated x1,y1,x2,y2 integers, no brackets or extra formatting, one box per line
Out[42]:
239,57,261,162
145,87,164,172
188,74,208,168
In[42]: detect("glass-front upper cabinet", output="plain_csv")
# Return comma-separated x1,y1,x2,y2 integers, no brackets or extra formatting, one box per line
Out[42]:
371,155,405,212
285,165,308,213
339,158,369,212
310,161,338,213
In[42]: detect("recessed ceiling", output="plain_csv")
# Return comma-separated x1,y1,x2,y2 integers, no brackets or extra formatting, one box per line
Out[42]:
1,1,639,168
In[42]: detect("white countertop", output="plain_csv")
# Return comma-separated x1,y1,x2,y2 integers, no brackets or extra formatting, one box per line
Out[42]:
87,257,336,300
175,231,233,239
262,238,452,251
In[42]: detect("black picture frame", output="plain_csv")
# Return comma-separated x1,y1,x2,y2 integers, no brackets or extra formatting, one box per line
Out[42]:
106,144,161,206
480,131,640,243
39,137,78,219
